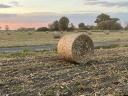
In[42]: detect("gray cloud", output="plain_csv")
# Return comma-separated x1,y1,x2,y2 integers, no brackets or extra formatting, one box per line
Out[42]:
9,1,20,7
0,1,20,8
0,4,12,8
85,1,128,7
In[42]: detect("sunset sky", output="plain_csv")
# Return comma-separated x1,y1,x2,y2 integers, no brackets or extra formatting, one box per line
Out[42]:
0,0,128,29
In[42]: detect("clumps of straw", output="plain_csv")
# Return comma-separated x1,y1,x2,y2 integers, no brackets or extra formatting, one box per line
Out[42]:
57,33,94,64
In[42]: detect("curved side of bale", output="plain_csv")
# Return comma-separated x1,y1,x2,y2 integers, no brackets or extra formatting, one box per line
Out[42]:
57,33,94,63
57,34,77,61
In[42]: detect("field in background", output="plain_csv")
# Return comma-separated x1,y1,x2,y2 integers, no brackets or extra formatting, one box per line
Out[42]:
0,31,128,47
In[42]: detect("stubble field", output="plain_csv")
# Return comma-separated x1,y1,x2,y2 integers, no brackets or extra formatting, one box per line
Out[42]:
0,47,128,96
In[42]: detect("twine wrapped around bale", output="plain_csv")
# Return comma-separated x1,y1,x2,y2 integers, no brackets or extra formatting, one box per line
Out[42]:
57,33,94,64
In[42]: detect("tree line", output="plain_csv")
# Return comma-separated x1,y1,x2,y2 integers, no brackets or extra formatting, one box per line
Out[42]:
2,13,128,31
37,13,128,32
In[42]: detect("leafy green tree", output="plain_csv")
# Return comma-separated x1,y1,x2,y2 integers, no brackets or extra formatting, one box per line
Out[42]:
78,23,91,30
87,25,96,30
48,20,59,31
36,27,49,31
112,22,122,30
79,23,85,30
53,20,59,31
111,18,119,22
59,16,69,31
95,13,122,30
48,24,54,31
97,20,122,30
95,13,110,24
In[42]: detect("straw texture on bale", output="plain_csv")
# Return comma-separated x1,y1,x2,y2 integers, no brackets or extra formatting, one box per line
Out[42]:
57,33,94,64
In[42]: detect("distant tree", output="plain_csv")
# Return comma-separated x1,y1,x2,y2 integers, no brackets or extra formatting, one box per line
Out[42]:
111,18,119,22
53,20,59,31
78,23,90,30
36,27,49,31
95,13,110,24
59,16,69,31
112,22,122,30
95,13,122,30
49,20,59,31
84,25,90,30
48,24,54,31
86,25,96,30
68,23,75,31
79,23,85,30
97,20,122,30
17,27,35,31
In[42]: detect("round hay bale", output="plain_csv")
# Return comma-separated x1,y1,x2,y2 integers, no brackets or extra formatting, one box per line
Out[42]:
57,33,94,64
104,30,110,35
53,32,61,39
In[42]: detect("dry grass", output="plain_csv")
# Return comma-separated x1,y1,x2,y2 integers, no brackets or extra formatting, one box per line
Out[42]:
0,31,58,47
0,31,128,47
90,31,128,42
0,47,128,96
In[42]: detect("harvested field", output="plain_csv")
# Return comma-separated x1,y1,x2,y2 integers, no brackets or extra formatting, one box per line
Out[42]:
0,31,128,47
0,47,128,96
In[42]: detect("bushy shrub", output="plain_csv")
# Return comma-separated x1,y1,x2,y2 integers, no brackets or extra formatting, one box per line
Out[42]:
36,27,49,32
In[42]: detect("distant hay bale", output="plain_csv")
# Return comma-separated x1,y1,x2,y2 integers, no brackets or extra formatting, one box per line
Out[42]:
53,32,61,39
28,32,32,35
104,30,110,35
117,38,121,41
57,33,94,64
46,31,49,34
7,33,11,35
120,31,124,34
87,31,92,35
105,32,109,35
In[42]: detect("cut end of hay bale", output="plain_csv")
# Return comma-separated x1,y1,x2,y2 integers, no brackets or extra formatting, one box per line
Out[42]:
57,33,94,64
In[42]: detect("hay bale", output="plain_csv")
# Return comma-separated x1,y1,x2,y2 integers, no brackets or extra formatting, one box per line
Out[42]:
7,33,11,35
104,30,110,35
87,31,92,35
28,32,32,35
53,32,61,39
57,33,94,64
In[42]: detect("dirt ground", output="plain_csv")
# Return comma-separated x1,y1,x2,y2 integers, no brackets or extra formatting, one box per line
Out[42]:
0,47,128,96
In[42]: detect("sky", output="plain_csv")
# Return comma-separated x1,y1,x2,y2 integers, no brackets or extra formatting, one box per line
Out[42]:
0,0,128,29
